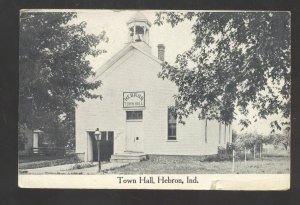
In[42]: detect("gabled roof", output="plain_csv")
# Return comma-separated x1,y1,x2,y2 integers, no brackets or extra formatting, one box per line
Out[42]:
93,43,161,81
127,11,152,27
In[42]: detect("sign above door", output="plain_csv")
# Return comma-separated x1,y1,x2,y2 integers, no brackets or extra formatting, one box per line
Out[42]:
123,91,145,108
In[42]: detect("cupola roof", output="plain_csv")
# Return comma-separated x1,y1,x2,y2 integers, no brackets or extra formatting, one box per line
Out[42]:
127,11,152,27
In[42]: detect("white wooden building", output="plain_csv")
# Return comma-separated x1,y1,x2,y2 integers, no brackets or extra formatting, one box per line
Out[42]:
75,12,232,162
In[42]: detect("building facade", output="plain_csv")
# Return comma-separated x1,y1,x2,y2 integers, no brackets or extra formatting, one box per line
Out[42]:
75,12,232,162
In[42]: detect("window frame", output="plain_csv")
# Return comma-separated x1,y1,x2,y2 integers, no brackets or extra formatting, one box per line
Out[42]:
126,110,143,121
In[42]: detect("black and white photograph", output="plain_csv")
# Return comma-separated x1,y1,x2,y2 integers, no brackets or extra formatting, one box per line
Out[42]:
18,10,291,190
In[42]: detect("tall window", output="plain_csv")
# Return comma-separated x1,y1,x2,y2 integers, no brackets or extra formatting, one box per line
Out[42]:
168,107,177,140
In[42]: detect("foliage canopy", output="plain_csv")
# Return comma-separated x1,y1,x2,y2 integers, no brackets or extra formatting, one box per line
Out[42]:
19,12,107,146
155,12,290,131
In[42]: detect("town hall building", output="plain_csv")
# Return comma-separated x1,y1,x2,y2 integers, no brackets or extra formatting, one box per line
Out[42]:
75,12,232,162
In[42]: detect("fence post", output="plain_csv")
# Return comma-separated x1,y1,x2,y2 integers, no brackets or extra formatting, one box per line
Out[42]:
244,147,247,167
232,149,235,173
259,145,262,158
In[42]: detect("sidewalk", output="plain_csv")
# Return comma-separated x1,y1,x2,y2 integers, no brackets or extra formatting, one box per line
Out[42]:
20,162,129,174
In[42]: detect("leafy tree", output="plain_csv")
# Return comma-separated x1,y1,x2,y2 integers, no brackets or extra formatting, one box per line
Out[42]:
155,12,290,130
234,132,266,152
18,123,28,150
19,12,108,147
232,130,238,143
272,128,290,150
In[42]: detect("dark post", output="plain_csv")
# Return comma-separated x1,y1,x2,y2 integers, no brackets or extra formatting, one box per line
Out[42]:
244,147,247,167
232,149,235,173
254,144,256,159
94,128,101,173
97,140,101,172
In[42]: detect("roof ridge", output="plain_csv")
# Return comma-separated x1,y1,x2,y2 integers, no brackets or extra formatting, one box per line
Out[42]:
92,43,161,81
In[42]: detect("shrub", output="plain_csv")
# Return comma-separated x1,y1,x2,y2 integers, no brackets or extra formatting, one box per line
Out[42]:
69,162,96,170
201,145,236,162
218,145,235,161
200,154,219,162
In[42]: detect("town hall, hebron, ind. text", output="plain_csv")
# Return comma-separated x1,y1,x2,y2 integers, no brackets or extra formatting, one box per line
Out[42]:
75,12,232,162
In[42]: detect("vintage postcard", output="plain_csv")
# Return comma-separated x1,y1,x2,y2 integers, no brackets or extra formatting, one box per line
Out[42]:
18,10,290,190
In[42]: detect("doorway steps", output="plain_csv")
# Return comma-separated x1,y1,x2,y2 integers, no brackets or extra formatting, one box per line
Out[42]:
110,151,147,163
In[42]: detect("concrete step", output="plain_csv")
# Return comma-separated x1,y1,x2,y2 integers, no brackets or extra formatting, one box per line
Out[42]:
110,152,147,163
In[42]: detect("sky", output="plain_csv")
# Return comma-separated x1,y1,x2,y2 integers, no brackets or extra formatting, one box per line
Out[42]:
71,10,287,135
73,10,194,69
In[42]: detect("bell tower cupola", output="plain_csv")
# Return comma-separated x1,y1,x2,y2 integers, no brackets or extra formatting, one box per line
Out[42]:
127,11,152,45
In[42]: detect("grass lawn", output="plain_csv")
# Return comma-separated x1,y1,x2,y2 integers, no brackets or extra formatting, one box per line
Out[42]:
107,155,290,174
19,155,80,169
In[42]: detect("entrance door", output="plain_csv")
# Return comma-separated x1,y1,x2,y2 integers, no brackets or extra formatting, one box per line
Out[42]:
100,131,114,161
89,131,114,162
126,122,143,152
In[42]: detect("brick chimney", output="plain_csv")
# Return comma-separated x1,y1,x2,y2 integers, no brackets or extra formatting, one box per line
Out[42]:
157,44,165,61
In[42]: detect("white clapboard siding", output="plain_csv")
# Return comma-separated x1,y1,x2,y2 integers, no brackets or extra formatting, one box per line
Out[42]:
76,46,232,160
